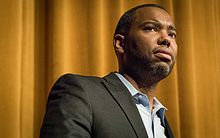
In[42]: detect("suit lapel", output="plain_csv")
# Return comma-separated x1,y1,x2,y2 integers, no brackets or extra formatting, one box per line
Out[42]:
164,117,174,138
102,72,148,138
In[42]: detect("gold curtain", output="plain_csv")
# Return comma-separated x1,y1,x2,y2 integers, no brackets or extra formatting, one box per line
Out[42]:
0,0,220,137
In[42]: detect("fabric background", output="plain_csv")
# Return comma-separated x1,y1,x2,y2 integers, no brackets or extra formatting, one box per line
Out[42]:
0,0,219,137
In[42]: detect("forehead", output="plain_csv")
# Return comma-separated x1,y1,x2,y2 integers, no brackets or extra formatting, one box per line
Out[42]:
133,7,174,26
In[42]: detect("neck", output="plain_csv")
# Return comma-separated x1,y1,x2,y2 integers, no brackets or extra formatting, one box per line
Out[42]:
121,73,158,112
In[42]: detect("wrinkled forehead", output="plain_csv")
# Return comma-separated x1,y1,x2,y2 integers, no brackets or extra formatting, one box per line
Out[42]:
133,7,174,26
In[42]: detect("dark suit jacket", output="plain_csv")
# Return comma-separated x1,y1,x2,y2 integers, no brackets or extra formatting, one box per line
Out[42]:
40,72,174,138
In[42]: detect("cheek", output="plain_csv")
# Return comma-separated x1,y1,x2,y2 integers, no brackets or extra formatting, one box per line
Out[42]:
132,41,150,56
171,43,178,57
137,37,156,55
126,33,156,56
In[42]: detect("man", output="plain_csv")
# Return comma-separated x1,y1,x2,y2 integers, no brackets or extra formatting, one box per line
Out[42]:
40,4,177,138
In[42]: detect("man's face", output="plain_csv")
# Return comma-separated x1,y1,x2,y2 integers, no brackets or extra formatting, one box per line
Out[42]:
123,7,177,83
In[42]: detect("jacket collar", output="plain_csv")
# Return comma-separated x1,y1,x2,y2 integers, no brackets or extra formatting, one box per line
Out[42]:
102,72,173,138
102,72,148,138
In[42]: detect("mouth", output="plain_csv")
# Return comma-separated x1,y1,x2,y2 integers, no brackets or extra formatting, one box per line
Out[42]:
153,49,173,62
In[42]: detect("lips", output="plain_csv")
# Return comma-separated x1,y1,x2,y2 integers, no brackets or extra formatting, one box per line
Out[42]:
153,49,173,62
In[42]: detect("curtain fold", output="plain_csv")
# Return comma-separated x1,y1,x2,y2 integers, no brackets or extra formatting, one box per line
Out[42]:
0,0,220,137
0,0,35,137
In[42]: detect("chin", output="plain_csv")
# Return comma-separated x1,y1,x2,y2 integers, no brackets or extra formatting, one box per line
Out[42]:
124,52,175,82
152,61,174,79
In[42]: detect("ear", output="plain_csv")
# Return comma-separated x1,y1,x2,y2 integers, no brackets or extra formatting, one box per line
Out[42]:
113,34,125,55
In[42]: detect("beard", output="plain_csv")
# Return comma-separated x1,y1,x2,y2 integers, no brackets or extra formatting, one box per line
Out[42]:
123,45,175,87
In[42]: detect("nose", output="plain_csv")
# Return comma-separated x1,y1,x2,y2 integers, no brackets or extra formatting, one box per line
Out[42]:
157,31,170,47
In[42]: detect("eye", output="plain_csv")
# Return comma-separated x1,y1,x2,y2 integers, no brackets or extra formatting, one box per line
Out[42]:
143,26,157,32
169,33,177,38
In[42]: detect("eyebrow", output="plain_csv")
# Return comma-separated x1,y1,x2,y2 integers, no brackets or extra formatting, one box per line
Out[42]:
139,20,176,32
168,25,176,32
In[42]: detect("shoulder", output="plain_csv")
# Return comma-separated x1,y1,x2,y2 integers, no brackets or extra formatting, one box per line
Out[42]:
56,73,101,81
49,73,109,97
50,72,120,97
53,73,102,87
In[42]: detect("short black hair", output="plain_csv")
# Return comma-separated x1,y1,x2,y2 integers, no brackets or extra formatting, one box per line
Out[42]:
114,4,167,37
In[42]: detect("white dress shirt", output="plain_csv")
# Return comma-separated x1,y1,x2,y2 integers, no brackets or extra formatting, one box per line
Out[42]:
115,73,167,138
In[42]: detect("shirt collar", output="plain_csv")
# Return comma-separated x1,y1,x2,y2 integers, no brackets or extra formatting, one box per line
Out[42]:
115,72,167,112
